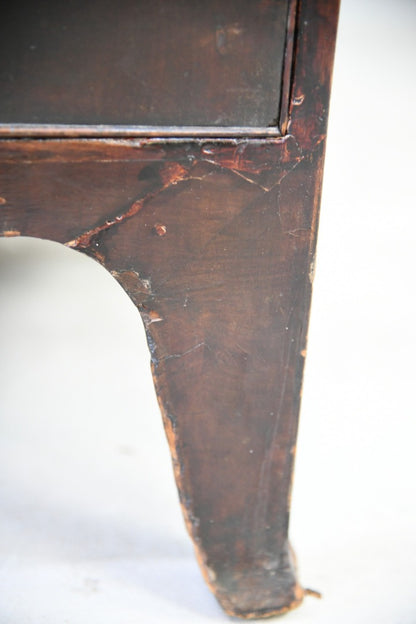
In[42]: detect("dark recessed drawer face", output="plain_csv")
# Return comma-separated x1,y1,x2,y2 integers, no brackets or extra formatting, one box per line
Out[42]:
1,0,290,129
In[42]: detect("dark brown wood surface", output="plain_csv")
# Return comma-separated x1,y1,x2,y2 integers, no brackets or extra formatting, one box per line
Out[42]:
0,0,339,618
1,0,289,128
0,135,316,617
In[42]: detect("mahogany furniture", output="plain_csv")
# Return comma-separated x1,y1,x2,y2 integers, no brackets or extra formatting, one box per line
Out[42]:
0,0,339,617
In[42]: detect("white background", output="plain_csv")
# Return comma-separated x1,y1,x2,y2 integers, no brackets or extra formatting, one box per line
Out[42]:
1,1,415,622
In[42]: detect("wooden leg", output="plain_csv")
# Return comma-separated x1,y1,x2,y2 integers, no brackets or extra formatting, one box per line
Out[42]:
52,140,321,616
103,147,318,618
0,136,323,617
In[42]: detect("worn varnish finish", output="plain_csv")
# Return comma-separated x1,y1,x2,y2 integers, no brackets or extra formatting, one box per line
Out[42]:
0,0,339,618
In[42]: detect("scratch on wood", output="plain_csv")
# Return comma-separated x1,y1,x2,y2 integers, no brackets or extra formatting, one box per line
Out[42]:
2,230,20,237
308,258,315,284
65,161,190,250
158,341,206,363
109,269,155,309
252,307,296,539
140,307,164,327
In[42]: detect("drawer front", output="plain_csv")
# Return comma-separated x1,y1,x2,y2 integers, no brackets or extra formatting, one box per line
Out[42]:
1,0,291,130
